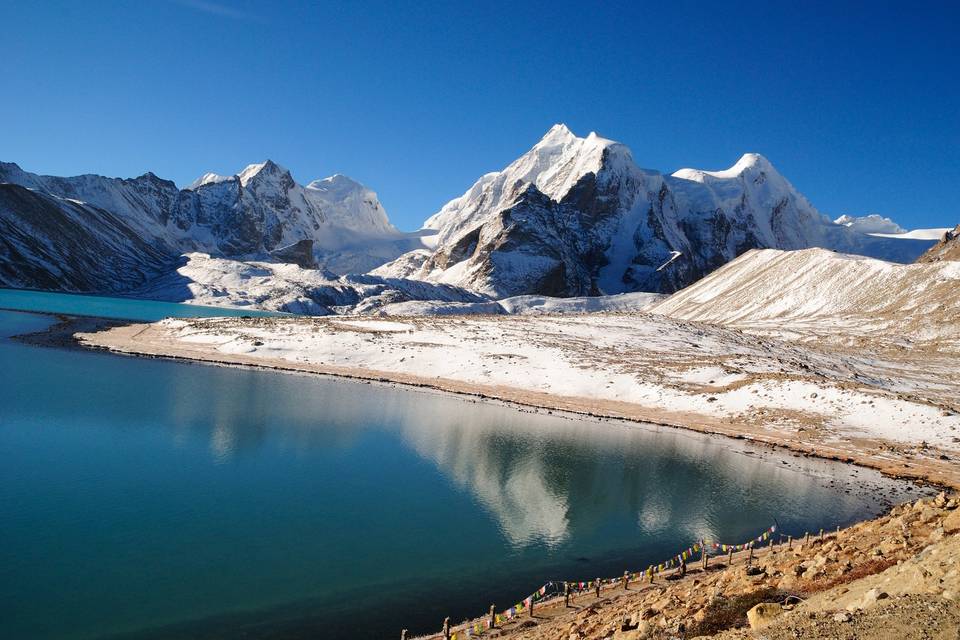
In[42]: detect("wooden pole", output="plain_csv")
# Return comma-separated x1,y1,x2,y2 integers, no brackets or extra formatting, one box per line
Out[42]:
443,617,450,640
594,578,601,599
489,604,496,629
747,544,754,566
564,581,570,607
702,544,708,570
788,535,793,549
727,547,733,566
819,528,824,541
529,597,534,618
805,532,810,546
623,570,629,590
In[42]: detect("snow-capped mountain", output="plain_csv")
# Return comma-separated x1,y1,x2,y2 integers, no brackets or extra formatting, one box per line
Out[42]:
0,129,947,307
377,125,940,297
0,160,415,292
834,213,906,235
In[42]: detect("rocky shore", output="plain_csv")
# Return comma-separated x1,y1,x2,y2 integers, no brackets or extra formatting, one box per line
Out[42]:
431,492,959,640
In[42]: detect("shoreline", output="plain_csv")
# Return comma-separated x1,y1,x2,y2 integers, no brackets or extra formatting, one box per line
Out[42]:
12,309,960,639
70,317,960,491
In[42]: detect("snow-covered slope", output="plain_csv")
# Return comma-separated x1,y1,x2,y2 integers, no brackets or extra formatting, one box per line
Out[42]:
378,126,939,297
376,291,665,316
0,160,413,293
649,248,960,346
130,252,664,317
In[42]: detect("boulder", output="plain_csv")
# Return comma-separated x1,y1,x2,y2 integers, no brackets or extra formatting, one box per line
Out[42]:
847,587,889,611
943,508,960,534
746,602,783,630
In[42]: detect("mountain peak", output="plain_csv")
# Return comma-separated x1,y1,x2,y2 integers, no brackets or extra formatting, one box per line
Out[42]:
731,152,773,173
187,172,232,190
237,159,289,187
671,153,778,182
306,173,364,193
539,123,576,145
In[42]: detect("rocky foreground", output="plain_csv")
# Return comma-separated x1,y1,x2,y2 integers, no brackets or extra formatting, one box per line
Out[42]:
423,492,959,640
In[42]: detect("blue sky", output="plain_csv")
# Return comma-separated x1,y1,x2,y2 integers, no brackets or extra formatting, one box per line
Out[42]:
1,0,957,231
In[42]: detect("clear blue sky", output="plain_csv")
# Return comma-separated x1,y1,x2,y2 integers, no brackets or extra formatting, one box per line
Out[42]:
2,0,957,231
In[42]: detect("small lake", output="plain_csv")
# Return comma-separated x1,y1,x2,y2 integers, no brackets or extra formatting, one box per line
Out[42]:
0,297,928,640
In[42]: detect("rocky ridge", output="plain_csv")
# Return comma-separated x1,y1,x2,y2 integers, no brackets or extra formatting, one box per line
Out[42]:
916,224,960,263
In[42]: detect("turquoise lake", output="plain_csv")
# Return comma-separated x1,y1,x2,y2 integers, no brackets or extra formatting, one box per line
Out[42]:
0,288,280,321
0,293,928,639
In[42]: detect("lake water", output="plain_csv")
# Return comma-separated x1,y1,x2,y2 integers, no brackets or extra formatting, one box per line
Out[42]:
0,299,927,640
0,288,280,321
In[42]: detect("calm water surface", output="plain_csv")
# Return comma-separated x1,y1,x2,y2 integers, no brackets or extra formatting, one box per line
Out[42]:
0,288,280,321
0,304,927,640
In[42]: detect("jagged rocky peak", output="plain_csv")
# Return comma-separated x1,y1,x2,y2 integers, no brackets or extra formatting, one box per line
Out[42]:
420,124,634,248
237,159,290,187
515,123,629,200
185,160,293,191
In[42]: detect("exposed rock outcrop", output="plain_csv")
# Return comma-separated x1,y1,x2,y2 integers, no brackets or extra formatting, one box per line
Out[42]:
916,224,960,263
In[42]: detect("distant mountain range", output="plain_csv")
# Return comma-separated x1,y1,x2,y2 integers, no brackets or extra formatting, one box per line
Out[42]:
0,159,423,292
0,125,953,311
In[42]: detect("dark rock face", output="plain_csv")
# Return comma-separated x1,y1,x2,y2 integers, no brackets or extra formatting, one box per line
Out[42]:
269,239,317,269
0,184,171,292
